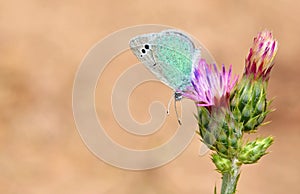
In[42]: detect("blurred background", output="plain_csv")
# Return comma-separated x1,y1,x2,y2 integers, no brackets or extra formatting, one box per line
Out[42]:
1,0,299,193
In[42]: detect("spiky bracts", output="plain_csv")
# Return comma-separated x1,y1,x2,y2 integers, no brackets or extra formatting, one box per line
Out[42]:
197,107,242,159
230,78,270,132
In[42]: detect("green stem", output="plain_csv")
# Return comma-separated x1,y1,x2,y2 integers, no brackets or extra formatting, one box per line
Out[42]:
220,158,240,194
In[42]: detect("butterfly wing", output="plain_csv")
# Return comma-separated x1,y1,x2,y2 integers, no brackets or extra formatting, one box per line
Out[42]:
129,30,200,91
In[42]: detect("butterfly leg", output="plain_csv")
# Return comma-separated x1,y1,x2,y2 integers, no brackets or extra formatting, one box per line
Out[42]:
174,92,182,125
166,94,174,115
167,92,182,125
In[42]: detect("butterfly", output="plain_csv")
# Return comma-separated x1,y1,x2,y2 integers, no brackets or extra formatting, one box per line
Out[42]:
129,29,202,124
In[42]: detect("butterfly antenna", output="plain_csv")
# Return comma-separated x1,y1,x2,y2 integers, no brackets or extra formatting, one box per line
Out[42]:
174,97,182,125
150,50,157,66
166,94,173,115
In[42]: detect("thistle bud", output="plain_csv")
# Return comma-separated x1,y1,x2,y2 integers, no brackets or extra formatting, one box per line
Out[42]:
230,31,277,132
238,137,273,164
245,30,278,81
212,153,231,173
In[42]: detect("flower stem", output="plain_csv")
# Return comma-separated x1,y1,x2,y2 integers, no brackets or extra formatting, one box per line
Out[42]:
220,158,240,194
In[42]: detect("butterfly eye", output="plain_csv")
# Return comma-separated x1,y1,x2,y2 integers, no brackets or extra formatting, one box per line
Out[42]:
144,44,150,49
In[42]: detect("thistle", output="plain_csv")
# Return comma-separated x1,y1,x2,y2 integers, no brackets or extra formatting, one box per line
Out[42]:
230,30,278,132
182,30,278,194
183,60,240,158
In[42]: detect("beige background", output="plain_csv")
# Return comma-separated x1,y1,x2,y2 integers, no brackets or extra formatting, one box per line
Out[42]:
1,0,299,193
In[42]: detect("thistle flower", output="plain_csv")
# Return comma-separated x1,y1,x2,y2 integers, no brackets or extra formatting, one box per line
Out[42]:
244,30,278,81
182,60,241,158
182,59,238,108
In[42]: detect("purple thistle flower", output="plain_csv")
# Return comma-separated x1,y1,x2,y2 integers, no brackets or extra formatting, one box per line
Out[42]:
182,59,238,107
245,30,278,81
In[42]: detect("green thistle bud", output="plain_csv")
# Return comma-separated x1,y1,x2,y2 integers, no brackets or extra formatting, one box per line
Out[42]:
230,78,269,132
197,107,242,158
238,136,273,164
212,153,231,173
